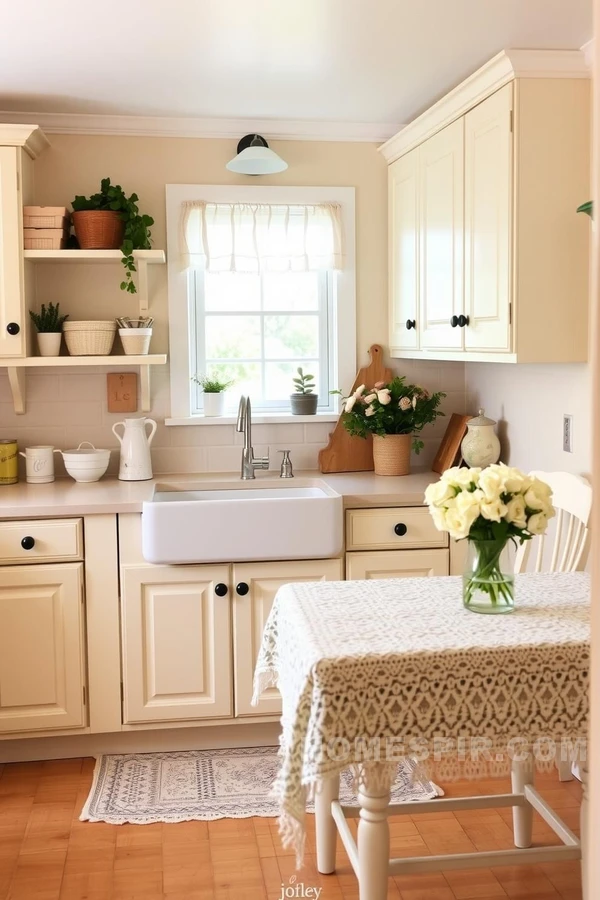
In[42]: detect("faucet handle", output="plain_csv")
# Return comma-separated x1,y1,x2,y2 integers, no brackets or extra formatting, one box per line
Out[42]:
278,449,294,478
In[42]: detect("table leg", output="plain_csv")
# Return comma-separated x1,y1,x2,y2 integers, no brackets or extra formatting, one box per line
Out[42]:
580,754,589,900
357,768,391,900
315,774,339,874
511,754,534,848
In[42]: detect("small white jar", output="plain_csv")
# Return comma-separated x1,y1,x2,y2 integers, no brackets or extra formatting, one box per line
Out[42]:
461,408,501,468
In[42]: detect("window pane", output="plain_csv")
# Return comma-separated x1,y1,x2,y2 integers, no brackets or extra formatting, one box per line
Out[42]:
205,273,260,311
205,315,261,359
263,272,319,311
264,315,319,359
208,362,261,401
265,362,320,400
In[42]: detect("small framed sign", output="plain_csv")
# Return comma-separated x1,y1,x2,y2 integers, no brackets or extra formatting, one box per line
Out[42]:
107,373,138,413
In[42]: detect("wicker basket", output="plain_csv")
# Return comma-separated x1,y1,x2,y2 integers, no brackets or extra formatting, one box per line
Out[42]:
372,434,412,476
23,206,68,228
72,210,124,249
24,228,69,250
119,328,152,356
63,321,116,356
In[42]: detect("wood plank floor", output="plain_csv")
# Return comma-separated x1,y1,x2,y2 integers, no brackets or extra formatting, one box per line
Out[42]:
0,758,582,900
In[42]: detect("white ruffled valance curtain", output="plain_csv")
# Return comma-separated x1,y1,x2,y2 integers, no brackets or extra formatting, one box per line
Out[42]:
180,201,344,273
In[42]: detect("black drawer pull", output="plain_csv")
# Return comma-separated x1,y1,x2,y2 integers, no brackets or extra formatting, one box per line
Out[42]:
21,536,36,550
394,523,408,537
214,583,228,597
236,582,250,596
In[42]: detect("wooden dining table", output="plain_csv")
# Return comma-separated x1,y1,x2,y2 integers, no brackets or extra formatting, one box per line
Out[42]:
253,572,590,900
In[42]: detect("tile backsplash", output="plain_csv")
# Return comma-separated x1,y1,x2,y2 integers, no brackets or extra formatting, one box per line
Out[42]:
0,359,466,478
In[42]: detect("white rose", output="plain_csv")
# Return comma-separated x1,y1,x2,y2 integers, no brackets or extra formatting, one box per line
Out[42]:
424,480,455,508
365,405,376,417
501,466,532,494
505,494,527,529
444,507,473,540
399,397,412,411
344,395,356,413
364,393,377,403
354,384,366,397
524,480,553,512
377,389,392,405
480,498,508,522
527,512,548,535
440,466,481,489
429,506,447,532
479,468,507,502
455,489,482,530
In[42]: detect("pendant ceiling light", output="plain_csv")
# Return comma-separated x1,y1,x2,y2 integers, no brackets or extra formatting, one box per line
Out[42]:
226,134,288,176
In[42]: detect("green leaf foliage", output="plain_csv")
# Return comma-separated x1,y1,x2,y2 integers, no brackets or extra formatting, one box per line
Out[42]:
191,373,235,393
29,302,68,333
293,366,315,394
71,178,154,294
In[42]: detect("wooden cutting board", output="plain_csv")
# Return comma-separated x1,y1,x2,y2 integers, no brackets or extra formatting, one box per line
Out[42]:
318,344,392,473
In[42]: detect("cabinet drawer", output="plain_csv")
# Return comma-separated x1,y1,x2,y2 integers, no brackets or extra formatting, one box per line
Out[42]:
0,519,83,564
346,548,449,580
345,507,447,551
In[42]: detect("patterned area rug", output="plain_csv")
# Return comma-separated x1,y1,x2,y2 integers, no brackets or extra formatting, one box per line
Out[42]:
80,747,442,825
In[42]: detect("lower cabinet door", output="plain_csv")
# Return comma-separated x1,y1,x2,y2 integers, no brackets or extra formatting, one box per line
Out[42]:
346,549,449,580
232,558,344,717
0,563,85,733
121,564,232,724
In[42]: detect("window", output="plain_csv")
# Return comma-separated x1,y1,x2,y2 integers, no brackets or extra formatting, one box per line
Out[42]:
166,185,356,423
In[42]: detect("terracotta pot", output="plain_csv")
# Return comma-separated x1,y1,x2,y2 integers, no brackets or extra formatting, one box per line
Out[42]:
72,210,124,249
372,433,411,476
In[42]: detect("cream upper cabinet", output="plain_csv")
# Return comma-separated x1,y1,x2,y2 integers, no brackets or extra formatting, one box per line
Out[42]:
233,558,343,717
389,147,419,350
464,84,512,352
0,563,86,733
121,563,232,724
383,50,590,364
0,147,27,358
419,119,464,350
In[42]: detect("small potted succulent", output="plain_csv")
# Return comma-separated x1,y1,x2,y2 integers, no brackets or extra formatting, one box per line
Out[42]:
290,367,318,415
29,302,68,357
71,178,154,294
192,373,234,417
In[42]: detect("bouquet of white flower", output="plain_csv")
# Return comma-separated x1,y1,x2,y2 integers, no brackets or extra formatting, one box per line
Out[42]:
424,464,555,612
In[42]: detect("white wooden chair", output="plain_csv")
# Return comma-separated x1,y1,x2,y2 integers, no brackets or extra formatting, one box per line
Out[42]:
514,471,592,782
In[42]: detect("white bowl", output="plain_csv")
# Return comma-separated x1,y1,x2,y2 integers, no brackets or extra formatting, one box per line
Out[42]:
61,442,110,482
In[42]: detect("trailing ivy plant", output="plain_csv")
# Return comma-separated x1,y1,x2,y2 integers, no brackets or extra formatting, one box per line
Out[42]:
71,178,154,294
29,302,68,333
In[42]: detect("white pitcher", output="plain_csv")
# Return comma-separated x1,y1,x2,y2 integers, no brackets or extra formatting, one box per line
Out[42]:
112,417,157,481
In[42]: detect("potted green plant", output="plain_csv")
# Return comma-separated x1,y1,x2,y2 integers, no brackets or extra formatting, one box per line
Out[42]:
290,367,318,415
29,302,68,357
71,178,154,294
192,373,234,417
336,376,445,475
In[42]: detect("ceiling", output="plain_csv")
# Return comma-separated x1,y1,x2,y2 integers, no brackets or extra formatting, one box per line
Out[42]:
0,0,592,130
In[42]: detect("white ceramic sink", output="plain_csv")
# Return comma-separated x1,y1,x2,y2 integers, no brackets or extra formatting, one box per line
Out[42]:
141,478,343,564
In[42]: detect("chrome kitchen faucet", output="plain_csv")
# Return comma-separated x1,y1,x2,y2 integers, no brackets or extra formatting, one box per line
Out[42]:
236,395,269,480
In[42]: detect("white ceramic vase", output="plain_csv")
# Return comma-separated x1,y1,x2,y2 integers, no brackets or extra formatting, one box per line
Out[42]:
461,408,501,468
204,392,226,417
37,332,62,357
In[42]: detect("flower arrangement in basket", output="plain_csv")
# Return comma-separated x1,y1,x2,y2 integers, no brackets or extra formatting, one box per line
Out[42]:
425,464,555,613
335,376,446,476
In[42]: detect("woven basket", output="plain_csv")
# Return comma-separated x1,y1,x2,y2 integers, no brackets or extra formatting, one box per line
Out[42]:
372,434,412,476
64,321,116,356
72,210,124,249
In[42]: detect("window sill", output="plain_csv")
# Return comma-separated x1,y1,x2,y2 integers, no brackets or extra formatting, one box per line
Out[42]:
165,412,339,426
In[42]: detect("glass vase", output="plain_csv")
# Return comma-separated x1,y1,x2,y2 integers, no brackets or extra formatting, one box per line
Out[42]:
463,540,515,614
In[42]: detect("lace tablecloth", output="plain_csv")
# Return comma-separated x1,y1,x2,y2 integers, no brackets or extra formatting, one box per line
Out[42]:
253,572,590,856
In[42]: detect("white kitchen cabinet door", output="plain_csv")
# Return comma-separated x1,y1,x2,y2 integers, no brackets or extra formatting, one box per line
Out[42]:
389,147,420,351
0,147,26,357
121,564,232,724
464,84,513,352
0,563,85,733
419,119,464,350
233,558,343,717
346,549,449,580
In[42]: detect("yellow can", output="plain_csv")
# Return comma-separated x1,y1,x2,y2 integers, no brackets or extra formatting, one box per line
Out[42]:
0,439,18,485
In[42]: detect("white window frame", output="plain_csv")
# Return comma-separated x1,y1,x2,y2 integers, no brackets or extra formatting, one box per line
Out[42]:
165,184,356,425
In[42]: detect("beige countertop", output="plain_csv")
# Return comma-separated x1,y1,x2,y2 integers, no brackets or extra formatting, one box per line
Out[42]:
0,470,436,520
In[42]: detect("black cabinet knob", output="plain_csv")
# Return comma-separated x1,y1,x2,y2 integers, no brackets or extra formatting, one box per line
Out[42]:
458,315,470,328
394,523,408,537
21,536,35,550
6,322,20,335
214,583,228,597
405,319,416,330
450,315,459,328
236,582,250,596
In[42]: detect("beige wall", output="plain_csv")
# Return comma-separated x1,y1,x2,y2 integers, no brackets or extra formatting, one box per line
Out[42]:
0,133,467,474
466,362,591,477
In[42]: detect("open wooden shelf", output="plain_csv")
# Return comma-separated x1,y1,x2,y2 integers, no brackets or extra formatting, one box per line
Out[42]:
1,354,167,414
23,249,166,315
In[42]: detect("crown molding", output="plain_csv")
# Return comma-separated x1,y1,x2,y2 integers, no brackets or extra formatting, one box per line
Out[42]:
380,48,591,163
0,124,49,159
0,110,401,144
